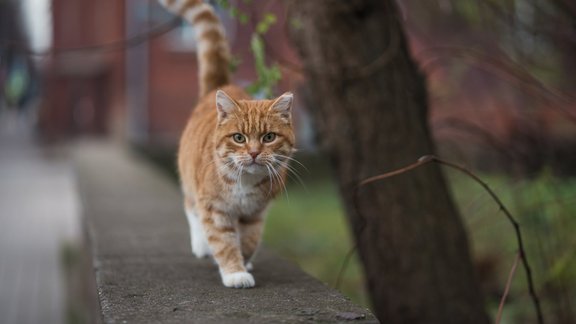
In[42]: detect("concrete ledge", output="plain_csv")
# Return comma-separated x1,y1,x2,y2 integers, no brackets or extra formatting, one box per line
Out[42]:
74,141,377,323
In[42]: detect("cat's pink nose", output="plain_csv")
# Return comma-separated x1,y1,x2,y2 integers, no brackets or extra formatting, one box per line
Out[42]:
250,152,260,160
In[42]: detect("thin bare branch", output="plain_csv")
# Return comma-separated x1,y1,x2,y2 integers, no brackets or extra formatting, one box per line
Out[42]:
358,155,434,187
334,243,358,289
496,252,521,324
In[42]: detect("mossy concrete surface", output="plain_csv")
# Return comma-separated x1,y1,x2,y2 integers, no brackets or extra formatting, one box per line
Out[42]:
74,141,377,324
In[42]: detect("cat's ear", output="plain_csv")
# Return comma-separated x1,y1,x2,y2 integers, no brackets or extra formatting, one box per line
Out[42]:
216,90,239,121
270,92,293,122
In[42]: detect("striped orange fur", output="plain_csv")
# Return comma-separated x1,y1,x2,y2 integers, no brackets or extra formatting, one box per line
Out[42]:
159,0,296,288
159,0,230,96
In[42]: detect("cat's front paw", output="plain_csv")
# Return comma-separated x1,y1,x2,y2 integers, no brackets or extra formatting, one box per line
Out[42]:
222,272,255,288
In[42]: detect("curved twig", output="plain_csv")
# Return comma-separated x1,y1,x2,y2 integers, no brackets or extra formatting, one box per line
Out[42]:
496,252,521,324
334,242,358,289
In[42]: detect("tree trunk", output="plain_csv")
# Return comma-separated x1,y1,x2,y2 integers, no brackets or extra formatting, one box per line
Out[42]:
289,1,489,323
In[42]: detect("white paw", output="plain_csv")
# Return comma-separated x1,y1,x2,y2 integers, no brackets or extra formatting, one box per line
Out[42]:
222,272,255,288
245,262,253,271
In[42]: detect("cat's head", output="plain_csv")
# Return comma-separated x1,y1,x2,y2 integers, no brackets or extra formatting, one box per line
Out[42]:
214,90,296,177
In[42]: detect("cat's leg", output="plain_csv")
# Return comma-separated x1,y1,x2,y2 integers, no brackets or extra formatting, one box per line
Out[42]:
239,217,264,270
184,198,211,258
199,207,254,288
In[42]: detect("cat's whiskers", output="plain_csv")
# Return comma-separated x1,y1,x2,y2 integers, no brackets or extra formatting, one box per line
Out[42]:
215,159,237,178
263,163,275,197
274,154,309,173
272,156,307,190
265,160,289,202
274,159,301,177
236,163,244,190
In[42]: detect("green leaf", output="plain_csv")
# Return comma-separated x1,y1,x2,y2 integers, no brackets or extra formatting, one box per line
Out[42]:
256,13,277,34
247,33,282,97
239,13,249,24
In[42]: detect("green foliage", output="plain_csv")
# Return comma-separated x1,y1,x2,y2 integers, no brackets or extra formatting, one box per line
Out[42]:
215,0,281,97
228,55,242,74
246,32,282,98
245,12,281,98
256,13,277,34
215,0,248,24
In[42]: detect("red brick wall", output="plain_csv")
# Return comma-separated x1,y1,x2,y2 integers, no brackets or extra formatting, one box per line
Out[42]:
39,0,125,139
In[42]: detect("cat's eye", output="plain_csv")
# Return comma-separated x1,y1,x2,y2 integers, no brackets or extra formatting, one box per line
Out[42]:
262,132,276,143
232,133,246,143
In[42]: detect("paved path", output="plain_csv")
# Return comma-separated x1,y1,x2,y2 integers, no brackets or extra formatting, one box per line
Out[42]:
0,112,80,324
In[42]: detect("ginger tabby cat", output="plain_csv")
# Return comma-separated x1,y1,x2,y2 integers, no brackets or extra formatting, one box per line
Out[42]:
159,0,295,288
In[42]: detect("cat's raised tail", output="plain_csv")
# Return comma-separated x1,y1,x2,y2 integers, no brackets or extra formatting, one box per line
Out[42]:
158,0,231,96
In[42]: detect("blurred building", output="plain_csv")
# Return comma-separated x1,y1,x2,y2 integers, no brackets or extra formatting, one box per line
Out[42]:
39,0,125,139
39,0,301,148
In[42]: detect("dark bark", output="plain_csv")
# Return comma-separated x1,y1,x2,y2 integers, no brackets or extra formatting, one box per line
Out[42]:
289,1,490,323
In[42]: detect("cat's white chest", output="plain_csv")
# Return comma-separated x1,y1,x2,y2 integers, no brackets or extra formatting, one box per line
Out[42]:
221,174,267,217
